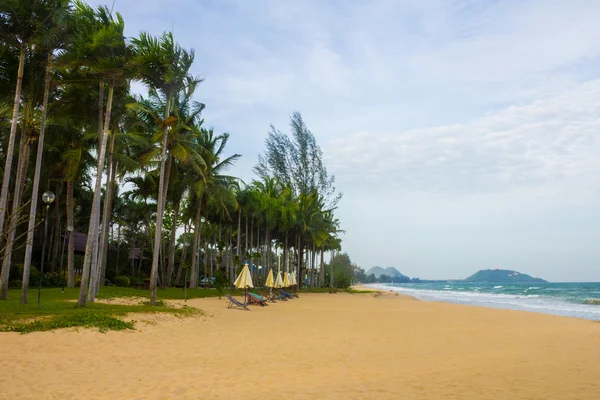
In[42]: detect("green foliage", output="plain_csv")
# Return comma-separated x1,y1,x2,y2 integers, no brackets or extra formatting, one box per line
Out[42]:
113,276,131,287
1,312,135,334
0,287,203,334
213,269,229,298
324,253,357,289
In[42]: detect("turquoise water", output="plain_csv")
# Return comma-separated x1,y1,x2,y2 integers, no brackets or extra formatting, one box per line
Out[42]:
371,282,600,320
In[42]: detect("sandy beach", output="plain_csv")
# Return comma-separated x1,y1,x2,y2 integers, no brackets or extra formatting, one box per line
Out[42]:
1,291,599,400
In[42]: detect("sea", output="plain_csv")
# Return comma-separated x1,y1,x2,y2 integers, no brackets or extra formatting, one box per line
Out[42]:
369,282,600,321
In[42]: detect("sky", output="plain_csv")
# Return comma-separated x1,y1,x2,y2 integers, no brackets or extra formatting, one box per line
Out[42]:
88,0,600,282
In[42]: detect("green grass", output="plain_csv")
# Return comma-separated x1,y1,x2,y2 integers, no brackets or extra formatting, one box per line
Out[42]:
0,287,203,334
0,285,367,334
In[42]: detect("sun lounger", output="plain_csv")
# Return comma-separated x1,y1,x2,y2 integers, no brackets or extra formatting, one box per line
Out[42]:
227,294,249,311
258,291,278,302
275,289,294,299
247,292,268,306
280,289,299,298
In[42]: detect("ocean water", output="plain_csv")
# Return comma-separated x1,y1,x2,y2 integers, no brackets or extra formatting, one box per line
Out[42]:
370,282,600,320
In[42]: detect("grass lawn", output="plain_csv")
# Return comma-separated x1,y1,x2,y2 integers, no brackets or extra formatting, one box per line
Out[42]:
0,285,366,334
0,286,225,334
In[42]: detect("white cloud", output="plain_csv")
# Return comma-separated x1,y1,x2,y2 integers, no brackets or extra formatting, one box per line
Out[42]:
327,79,600,194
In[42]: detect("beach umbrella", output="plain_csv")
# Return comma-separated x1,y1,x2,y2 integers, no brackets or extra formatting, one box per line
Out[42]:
234,264,254,300
275,271,284,288
283,272,290,288
265,269,274,288
290,271,297,286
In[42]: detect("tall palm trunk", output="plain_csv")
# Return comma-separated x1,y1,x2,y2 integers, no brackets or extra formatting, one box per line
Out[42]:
236,207,241,257
203,240,208,285
97,134,117,289
309,244,316,289
0,104,31,300
319,245,325,287
78,84,114,307
50,182,61,273
20,53,51,303
249,218,254,266
244,215,248,259
150,99,172,305
66,179,75,288
190,195,202,288
86,81,107,302
175,224,187,285
0,48,25,241
329,250,334,289
284,232,289,273
166,200,180,287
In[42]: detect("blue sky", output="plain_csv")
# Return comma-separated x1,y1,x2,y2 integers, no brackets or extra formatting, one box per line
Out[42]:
89,0,600,281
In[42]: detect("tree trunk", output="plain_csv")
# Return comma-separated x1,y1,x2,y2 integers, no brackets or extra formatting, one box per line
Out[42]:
190,196,202,288
0,103,30,299
0,47,25,245
236,207,241,257
116,222,121,277
203,240,208,287
97,134,117,288
149,99,172,305
166,200,180,287
78,83,114,307
329,250,334,289
86,81,108,303
175,224,187,285
19,53,51,303
244,215,248,260
320,245,325,287
50,182,61,273
66,179,75,288
250,218,254,267
284,232,289,273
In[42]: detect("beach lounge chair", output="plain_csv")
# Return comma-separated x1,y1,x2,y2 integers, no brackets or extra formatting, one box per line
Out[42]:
247,292,268,306
280,289,299,298
227,294,249,311
275,289,294,299
258,290,278,303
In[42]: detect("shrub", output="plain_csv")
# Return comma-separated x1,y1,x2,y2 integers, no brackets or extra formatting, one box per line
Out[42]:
113,276,131,287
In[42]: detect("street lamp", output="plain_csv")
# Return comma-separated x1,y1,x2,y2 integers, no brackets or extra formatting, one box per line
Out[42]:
38,191,55,307
60,225,73,293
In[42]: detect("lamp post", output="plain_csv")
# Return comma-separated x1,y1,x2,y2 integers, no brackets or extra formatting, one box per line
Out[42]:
38,191,55,307
60,225,73,293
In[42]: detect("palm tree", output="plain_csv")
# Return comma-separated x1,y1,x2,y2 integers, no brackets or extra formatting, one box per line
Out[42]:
188,128,240,288
0,0,40,238
62,4,133,307
132,31,197,305
11,0,71,302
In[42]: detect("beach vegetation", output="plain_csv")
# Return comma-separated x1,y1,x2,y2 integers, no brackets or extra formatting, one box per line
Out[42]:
0,0,348,312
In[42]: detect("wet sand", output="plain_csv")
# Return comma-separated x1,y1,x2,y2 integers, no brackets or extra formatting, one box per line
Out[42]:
1,291,599,399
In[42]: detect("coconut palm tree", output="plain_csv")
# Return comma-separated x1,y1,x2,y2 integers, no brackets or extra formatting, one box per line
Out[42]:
0,0,71,301
0,0,41,238
188,128,240,288
60,4,134,307
132,31,198,305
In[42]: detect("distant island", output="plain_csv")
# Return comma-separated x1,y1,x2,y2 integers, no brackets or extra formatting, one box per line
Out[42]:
358,267,548,284
464,269,547,283
364,266,411,283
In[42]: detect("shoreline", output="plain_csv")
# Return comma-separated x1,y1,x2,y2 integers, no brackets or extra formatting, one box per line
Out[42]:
1,292,599,399
358,283,600,321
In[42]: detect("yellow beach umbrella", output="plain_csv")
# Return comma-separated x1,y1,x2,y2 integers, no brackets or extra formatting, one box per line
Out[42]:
234,264,254,289
290,271,297,286
283,272,290,287
265,269,274,288
274,271,284,288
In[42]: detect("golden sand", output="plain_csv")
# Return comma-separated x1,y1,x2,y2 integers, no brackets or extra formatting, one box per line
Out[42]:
1,291,599,399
